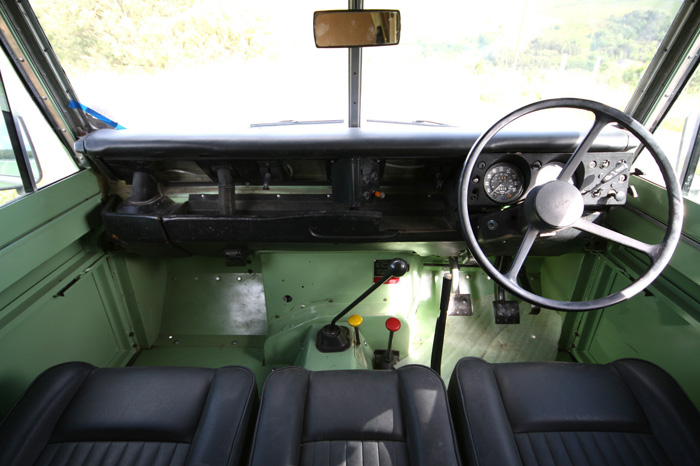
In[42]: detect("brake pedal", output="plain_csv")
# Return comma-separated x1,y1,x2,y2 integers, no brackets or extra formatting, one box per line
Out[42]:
493,300,520,324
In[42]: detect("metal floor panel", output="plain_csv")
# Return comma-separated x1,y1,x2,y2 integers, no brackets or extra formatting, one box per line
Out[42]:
397,294,562,385
161,272,268,336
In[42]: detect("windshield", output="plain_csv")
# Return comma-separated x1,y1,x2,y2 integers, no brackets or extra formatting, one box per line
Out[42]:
32,0,683,130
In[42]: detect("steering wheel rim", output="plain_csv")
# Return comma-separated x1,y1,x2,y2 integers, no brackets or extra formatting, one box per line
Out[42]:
458,98,684,312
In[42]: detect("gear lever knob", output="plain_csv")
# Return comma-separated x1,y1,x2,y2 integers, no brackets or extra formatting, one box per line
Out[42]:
387,259,409,277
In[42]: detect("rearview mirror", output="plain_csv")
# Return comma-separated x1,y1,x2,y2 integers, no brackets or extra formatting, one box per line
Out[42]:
313,10,400,48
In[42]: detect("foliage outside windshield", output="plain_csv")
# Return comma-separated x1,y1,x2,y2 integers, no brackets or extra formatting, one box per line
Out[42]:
32,0,682,130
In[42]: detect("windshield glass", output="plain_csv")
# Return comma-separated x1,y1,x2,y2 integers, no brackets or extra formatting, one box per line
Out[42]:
32,0,683,130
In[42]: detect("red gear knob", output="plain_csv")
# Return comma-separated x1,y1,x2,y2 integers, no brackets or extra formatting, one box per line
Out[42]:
385,317,401,332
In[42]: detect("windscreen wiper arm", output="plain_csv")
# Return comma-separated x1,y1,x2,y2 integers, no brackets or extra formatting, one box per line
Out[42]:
367,119,452,127
250,119,344,128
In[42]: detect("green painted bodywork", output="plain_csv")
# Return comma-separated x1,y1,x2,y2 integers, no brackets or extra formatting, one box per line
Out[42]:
559,176,700,406
2,164,700,418
0,170,136,415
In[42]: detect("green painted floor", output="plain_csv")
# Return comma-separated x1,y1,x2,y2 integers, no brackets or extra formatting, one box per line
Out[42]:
397,294,562,385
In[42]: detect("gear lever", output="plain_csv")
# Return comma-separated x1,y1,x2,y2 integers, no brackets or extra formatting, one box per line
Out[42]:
373,317,401,369
316,258,409,352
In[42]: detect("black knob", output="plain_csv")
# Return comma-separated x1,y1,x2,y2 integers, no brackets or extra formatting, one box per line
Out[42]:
388,258,409,277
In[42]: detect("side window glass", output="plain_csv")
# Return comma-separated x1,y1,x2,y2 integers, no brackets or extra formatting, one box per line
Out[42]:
635,64,700,203
0,85,23,206
0,47,78,209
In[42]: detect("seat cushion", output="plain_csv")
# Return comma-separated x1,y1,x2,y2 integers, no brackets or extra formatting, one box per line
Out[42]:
0,362,258,466
249,365,462,466
448,357,700,466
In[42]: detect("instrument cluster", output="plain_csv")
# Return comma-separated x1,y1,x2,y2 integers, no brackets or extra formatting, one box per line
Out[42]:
467,151,632,209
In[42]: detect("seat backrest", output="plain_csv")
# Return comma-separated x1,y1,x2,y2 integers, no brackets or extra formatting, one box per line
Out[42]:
249,365,462,466
0,362,258,466
449,357,700,466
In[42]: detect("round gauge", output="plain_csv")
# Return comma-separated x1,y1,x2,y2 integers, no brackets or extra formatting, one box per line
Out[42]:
535,162,574,186
483,163,524,203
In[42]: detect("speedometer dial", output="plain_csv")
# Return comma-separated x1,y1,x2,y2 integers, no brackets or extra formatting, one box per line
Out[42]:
484,163,523,203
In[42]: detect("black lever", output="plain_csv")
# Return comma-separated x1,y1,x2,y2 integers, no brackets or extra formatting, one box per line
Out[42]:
316,258,409,353
430,272,452,375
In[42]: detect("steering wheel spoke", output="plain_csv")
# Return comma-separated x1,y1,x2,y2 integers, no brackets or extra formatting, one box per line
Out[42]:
572,218,660,259
505,226,540,282
558,116,611,182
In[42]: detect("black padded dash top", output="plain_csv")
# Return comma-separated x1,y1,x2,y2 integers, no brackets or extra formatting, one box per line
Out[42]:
248,365,462,466
448,357,700,466
0,362,258,466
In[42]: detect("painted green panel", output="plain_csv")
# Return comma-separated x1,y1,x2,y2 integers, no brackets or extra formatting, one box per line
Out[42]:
628,177,700,242
0,169,100,249
0,241,82,311
606,207,700,296
0,267,132,416
585,275,700,406
0,194,101,295
260,251,419,332
540,254,585,302
259,251,418,364
110,255,169,346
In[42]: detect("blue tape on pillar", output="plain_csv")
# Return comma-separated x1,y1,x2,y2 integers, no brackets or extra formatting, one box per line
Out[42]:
69,100,126,130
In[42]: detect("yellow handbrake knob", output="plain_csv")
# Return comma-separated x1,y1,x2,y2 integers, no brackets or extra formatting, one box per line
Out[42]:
348,314,363,327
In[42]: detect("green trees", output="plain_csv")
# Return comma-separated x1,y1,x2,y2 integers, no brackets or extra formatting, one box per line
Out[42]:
32,0,268,72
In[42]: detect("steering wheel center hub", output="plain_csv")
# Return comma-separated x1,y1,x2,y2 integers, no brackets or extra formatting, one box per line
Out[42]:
528,180,583,229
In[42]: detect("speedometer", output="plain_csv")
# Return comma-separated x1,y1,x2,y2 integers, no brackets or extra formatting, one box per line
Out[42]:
484,163,523,203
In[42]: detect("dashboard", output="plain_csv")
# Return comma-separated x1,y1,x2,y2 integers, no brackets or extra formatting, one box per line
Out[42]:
76,124,635,257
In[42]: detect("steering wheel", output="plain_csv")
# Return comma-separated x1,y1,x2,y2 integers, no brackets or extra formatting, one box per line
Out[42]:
458,98,684,311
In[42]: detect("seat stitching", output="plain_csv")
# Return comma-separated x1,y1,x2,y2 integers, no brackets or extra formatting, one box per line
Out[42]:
518,433,536,466
79,441,97,466
558,432,575,466
152,442,162,466
540,432,558,466
619,432,647,466
36,443,61,466
166,442,180,466
589,432,610,466
639,433,671,465
573,432,593,466
604,432,626,466
132,441,146,466
112,441,130,466
637,433,660,464
61,441,81,466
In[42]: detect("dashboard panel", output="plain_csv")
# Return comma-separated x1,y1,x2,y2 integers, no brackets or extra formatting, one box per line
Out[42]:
468,151,631,209
77,125,636,257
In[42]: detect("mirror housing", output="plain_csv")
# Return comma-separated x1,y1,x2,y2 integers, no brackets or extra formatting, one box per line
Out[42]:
314,10,400,48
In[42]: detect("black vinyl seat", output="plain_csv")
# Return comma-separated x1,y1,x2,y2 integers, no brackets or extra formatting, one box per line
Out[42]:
448,357,700,466
248,365,462,466
0,362,258,466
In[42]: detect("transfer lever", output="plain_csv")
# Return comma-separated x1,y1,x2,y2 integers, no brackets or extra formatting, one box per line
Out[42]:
316,258,409,352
